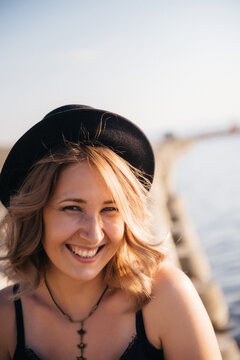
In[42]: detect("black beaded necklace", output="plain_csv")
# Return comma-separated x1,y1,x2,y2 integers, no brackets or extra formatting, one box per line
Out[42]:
44,277,108,360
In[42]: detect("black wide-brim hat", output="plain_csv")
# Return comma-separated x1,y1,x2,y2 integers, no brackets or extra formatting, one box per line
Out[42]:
0,105,155,207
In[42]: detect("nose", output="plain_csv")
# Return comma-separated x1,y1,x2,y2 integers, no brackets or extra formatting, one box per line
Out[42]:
77,214,104,244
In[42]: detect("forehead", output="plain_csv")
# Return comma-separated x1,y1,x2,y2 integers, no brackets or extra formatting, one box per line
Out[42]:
51,160,114,200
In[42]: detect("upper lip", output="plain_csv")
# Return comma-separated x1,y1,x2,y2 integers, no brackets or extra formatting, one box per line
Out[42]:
67,244,104,249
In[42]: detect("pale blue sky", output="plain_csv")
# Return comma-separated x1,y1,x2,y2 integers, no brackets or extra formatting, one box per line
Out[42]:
1,0,240,145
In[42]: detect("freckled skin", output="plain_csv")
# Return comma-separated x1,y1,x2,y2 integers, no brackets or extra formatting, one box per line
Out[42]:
42,161,125,283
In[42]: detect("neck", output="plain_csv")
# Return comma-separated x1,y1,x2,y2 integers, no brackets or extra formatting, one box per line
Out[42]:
43,268,107,320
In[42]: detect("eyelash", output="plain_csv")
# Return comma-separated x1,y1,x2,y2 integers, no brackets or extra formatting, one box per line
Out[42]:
62,206,82,212
101,207,118,213
61,206,118,213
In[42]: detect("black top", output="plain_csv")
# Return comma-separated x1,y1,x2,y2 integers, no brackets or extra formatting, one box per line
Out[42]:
12,285,164,360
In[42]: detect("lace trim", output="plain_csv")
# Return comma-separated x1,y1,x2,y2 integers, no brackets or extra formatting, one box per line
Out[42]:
20,336,138,360
23,348,41,360
120,334,138,358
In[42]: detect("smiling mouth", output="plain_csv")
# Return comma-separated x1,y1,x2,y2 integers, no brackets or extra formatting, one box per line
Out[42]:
66,244,104,259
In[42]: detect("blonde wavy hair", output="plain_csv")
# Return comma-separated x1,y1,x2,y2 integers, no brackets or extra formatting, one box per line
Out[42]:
0,144,165,306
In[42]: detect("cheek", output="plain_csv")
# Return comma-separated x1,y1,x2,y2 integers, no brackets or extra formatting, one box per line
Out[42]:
42,211,64,249
43,210,77,239
106,219,125,243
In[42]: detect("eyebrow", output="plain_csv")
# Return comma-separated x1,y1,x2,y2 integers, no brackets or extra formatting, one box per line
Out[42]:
59,198,115,205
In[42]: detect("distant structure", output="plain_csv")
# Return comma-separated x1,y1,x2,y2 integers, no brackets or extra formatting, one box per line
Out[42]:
187,124,240,140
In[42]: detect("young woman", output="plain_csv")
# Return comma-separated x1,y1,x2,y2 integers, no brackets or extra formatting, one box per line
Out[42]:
0,105,222,359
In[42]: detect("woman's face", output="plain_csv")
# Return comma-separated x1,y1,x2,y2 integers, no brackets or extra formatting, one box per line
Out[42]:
42,161,125,283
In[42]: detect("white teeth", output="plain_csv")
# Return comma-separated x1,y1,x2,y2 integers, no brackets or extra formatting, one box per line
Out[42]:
69,245,99,258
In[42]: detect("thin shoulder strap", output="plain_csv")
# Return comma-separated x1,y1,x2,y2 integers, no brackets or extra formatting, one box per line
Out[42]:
13,284,25,350
136,310,147,340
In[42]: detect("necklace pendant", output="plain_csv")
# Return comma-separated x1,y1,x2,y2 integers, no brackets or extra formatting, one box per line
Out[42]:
77,322,87,359
77,328,86,336
77,342,87,350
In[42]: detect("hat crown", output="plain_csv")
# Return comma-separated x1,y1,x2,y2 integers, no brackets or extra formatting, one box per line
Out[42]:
43,104,94,119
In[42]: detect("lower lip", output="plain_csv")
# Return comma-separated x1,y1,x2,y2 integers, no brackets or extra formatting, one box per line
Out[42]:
66,245,104,263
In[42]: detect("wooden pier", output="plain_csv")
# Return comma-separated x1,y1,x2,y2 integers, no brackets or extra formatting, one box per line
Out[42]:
151,133,240,360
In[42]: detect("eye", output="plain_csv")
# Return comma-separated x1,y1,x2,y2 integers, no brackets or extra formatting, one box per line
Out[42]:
62,205,83,212
101,206,118,213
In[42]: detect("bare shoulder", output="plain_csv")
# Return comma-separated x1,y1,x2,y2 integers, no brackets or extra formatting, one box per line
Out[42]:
153,263,198,299
0,285,16,359
144,264,222,360
144,265,198,334
149,263,204,315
